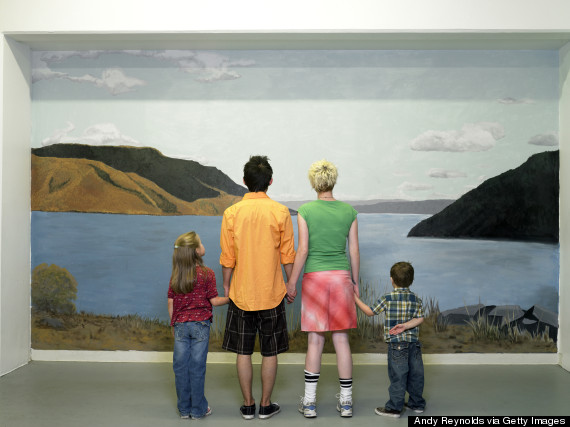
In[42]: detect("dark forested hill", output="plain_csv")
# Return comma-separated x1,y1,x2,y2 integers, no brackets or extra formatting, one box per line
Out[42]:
407,150,559,243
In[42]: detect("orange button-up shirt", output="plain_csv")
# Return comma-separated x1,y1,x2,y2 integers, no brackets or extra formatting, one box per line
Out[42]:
220,192,296,311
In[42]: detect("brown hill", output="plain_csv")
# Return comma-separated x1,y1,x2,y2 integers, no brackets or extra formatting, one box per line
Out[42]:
31,155,241,215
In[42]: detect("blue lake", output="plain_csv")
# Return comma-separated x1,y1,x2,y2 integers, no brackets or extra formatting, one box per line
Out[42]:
31,212,560,322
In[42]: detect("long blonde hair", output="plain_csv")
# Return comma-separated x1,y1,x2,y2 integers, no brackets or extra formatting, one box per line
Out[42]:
170,231,204,294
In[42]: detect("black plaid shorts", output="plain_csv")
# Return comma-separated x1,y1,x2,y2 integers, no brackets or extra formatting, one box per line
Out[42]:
222,299,289,357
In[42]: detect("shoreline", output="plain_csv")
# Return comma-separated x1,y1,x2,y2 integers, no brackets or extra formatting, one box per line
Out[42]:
32,311,557,354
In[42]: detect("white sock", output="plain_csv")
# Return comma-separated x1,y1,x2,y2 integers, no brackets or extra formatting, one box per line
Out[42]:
339,377,352,401
304,370,320,403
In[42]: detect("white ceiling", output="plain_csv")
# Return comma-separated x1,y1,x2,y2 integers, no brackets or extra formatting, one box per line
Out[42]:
9,31,570,51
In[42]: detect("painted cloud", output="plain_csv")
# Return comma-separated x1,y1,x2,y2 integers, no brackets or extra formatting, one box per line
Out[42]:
32,50,255,93
410,122,505,152
428,169,467,178
42,123,141,147
528,132,559,147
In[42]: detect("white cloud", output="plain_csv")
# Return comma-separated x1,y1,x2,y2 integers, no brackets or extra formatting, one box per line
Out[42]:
528,132,559,147
398,182,433,191
410,122,505,152
428,168,467,179
64,68,147,95
33,52,146,95
34,50,255,89
42,123,141,147
497,97,534,105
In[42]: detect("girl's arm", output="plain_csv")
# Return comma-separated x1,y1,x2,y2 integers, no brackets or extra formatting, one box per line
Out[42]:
389,317,424,335
168,298,174,336
354,294,374,317
347,218,360,297
286,214,309,300
209,296,230,306
167,298,174,322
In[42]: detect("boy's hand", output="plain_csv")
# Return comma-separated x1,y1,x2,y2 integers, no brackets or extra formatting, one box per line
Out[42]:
285,282,296,303
389,324,406,335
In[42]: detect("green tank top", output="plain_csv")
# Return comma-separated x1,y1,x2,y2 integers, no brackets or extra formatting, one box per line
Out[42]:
297,200,358,273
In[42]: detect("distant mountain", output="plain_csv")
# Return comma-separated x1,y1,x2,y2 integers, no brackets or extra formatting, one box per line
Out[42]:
282,199,454,214
31,144,247,215
408,150,559,242
353,199,454,214
32,144,247,204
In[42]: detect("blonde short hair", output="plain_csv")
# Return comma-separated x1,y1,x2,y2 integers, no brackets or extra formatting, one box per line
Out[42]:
308,160,338,193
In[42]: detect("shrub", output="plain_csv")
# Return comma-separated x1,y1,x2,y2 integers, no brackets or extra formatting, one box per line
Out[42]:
31,263,78,314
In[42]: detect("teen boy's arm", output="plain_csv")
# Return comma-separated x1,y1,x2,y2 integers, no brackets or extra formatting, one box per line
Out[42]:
220,211,235,298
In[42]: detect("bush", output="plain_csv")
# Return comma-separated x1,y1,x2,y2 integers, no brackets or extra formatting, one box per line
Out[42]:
31,263,78,314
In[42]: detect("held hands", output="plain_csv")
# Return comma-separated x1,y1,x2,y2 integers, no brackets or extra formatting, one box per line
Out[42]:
285,282,297,304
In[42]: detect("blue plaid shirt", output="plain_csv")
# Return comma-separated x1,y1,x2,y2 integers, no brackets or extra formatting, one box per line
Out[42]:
370,288,424,343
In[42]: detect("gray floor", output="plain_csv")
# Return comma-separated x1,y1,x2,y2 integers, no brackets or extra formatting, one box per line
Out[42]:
1,361,569,427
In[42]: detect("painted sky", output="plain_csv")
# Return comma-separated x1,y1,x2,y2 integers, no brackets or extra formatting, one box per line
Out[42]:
31,49,559,202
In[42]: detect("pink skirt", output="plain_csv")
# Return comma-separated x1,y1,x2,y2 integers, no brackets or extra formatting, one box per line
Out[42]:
301,270,357,332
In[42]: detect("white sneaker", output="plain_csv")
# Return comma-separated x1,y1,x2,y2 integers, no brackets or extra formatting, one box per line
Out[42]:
298,397,317,418
336,394,353,418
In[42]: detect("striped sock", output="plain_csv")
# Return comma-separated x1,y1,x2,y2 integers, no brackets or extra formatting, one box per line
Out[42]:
339,377,353,401
304,370,320,403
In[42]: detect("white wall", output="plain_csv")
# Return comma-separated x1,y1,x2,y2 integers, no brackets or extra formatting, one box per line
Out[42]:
559,41,570,371
0,36,31,375
1,0,570,374
1,0,570,33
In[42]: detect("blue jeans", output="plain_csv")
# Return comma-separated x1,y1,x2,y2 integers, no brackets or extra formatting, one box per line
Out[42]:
385,341,425,411
173,320,210,418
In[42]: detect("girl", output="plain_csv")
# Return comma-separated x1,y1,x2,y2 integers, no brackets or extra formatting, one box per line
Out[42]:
167,231,229,419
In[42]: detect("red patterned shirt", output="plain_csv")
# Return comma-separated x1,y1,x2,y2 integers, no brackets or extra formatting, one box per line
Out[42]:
168,266,218,325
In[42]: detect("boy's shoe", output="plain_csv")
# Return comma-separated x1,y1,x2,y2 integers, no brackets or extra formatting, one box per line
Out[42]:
259,402,281,419
191,407,212,419
375,407,401,418
404,403,425,413
336,394,353,417
298,397,317,418
180,414,190,419
240,403,256,420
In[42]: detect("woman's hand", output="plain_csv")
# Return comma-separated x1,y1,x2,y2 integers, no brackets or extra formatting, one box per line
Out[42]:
286,283,297,303
352,281,360,298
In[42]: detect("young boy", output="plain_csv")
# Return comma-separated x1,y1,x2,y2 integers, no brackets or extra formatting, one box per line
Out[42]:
354,261,426,418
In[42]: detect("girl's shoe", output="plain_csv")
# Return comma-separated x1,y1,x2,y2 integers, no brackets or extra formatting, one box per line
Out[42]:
191,407,212,420
298,397,317,418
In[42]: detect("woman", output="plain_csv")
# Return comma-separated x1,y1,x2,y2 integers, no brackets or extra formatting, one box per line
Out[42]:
286,159,360,419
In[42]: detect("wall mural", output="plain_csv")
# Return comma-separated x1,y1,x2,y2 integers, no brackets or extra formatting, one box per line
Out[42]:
31,49,559,353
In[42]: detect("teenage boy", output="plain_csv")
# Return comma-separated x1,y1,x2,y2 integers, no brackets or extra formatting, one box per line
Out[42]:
220,155,296,420
354,261,426,418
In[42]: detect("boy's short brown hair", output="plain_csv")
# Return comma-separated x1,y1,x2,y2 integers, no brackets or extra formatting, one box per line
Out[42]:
390,261,414,288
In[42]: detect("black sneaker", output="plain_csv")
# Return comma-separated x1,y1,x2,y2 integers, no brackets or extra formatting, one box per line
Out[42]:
259,402,281,419
375,407,401,418
240,403,256,420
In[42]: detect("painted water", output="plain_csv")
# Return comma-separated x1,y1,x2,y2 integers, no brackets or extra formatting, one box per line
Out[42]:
31,212,559,322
